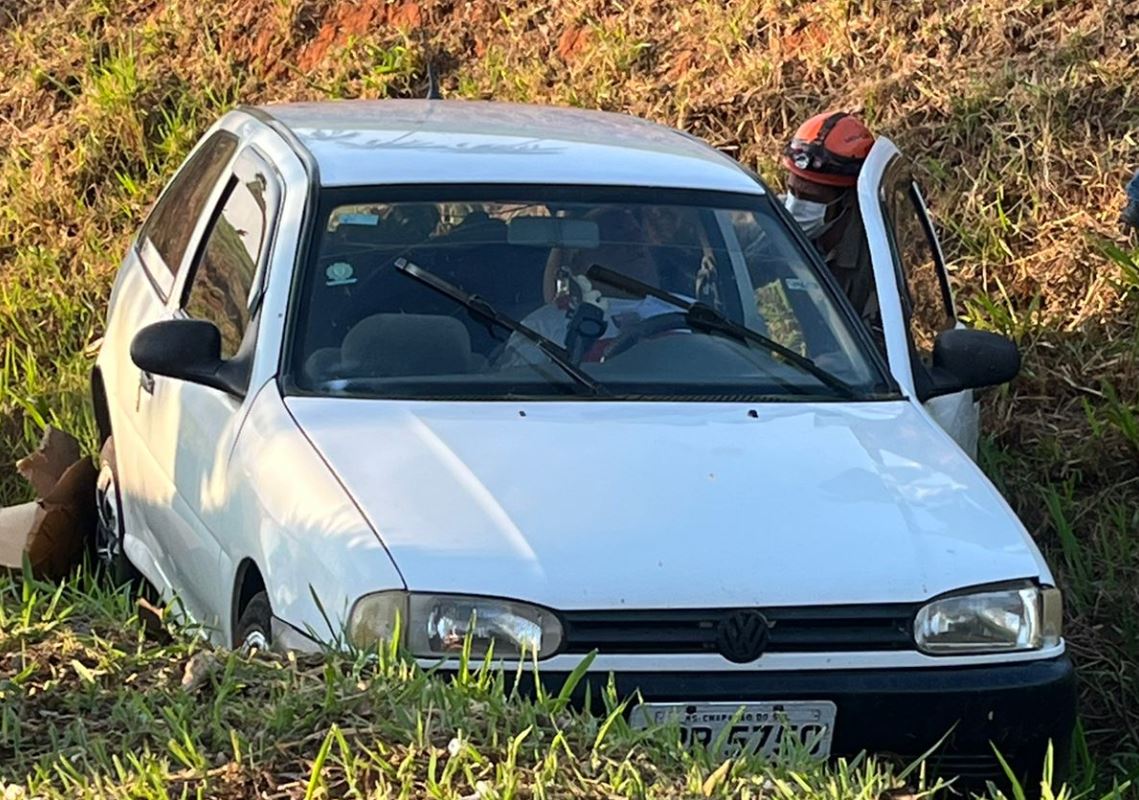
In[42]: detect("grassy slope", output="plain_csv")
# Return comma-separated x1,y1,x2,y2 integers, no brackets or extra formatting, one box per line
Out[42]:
0,0,1137,793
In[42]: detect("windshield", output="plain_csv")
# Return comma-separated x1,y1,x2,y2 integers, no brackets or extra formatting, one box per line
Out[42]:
288,186,892,400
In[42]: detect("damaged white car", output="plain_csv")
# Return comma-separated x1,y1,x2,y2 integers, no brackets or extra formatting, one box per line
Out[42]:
92,100,1074,784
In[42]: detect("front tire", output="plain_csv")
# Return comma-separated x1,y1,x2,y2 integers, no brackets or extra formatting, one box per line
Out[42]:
235,591,272,652
94,438,138,586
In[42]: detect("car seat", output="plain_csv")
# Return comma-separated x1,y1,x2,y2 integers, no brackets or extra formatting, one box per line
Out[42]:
305,312,481,382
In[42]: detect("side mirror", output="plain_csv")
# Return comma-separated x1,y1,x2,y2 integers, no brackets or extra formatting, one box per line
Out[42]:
130,319,246,396
920,328,1021,400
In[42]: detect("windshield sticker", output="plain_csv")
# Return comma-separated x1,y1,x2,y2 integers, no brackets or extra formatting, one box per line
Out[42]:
784,278,817,292
325,262,357,286
339,212,380,226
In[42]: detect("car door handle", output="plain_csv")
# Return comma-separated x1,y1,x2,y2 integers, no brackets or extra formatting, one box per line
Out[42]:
139,369,155,395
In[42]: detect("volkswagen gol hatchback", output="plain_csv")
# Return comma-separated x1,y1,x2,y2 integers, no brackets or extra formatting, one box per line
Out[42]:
92,100,1074,783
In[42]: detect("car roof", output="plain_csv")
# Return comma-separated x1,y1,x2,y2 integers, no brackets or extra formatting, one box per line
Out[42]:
258,99,766,195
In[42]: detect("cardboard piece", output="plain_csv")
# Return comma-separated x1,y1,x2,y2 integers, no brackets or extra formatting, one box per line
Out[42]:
16,426,82,497
0,427,96,579
0,503,39,566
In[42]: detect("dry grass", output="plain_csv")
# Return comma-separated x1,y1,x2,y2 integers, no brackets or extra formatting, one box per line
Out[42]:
1,0,1138,791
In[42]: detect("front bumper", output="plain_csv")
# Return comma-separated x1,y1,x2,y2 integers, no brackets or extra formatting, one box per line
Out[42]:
513,655,1076,786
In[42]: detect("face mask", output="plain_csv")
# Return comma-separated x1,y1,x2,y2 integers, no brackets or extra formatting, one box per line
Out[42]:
782,193,846,239
782,194,828,237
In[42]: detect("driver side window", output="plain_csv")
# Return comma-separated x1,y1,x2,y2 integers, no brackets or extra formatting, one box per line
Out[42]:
182,150,280,359
138,132,238,296
881,171,955,363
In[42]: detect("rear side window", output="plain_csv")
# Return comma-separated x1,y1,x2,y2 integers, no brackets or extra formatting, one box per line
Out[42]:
140,132,238,284
183,152,277,358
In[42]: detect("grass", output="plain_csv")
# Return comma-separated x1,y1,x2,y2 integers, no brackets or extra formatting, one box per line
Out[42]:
1,0,1138,794
0,566,1128,799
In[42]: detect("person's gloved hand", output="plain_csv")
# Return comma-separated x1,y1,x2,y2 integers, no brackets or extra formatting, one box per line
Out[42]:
695,254,721,307
570,273,608,313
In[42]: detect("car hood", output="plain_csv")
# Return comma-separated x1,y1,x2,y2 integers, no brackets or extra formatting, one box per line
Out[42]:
285,398,1047,609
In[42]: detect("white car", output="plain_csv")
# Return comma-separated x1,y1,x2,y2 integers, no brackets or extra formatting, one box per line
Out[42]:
92,100,1074,784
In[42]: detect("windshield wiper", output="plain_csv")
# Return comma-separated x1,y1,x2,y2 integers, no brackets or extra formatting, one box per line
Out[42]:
585,264,862,399
394,258,602,395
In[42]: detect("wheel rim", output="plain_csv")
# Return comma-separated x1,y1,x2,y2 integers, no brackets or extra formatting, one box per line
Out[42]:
94,463,123,567
242,629,269,653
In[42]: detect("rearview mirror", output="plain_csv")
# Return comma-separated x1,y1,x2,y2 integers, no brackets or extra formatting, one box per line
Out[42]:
920,328,1021,400
507,216,599,248
130,319,246,397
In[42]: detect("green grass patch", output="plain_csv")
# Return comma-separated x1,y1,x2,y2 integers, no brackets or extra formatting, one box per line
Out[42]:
0,567,1127,799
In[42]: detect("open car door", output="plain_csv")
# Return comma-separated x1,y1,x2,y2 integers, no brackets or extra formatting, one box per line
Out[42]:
858,137,980,457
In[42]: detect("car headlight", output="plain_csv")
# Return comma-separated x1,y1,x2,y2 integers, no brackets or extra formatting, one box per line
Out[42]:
914,584,1062,655
348,591,564,659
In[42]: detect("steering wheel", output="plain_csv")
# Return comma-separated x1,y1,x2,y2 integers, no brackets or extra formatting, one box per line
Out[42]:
602,312,693,361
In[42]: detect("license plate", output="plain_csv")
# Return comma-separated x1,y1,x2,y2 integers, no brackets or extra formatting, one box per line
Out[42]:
628,701,837,759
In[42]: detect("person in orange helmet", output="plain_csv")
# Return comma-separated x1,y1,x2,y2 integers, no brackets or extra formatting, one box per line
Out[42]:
782,111,878,327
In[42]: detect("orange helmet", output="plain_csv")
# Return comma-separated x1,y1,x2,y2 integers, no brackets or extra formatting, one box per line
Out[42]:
783,112,875,188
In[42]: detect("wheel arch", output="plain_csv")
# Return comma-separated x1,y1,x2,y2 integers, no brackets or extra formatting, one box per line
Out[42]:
91,367,112,445
232,558,267,645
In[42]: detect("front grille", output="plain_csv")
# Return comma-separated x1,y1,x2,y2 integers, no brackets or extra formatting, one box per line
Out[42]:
928,753,1006,781
560,605,917,654
887,752,1006,783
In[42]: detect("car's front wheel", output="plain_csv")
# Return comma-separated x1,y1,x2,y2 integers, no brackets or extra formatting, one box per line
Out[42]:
235,591,272,652
94,438,138,586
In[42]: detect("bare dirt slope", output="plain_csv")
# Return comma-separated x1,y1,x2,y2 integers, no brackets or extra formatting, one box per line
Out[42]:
1,0,1137,782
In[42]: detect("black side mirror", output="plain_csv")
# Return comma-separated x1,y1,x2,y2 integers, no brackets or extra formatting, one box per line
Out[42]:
919,328,1021,401
130,319,246,396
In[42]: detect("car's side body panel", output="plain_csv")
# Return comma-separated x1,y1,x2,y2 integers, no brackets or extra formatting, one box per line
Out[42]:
142,114,308,634
218,382,406,646
120,115,245,627
105,119,245,609
98,111,304,634
141,131,286,631
98,117,246,597
97,252,176,589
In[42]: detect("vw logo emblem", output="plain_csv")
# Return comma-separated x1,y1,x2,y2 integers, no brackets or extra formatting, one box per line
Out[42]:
716,610,770,663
